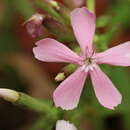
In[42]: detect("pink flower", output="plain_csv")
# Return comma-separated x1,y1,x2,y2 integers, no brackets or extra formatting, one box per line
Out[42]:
33,7,130,110
56,120,77,130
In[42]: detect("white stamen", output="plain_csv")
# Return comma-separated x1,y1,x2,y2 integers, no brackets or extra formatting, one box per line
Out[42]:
82,62,97,73
81,57,97,73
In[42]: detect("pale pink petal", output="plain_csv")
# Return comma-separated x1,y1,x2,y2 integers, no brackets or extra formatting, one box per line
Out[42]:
90,65,122,109
93,41,130,66
56,120,77,130
33,38,83,64
53,67,87,110
71,7,96,55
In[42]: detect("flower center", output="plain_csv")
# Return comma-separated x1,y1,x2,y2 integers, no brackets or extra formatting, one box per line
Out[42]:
81,57,97,73
85,57,92,65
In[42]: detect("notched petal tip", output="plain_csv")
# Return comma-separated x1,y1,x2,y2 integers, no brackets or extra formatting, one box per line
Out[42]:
53,93,78,110
71,7,95,16
107,90,122,110
109,94,122,110
99,84,122,110
33,38,82,64
53,68,87,111
54,102,78,111
32,47,40,61
98,88,122,110
90,65,122,110
71,7,96,25
97,95,122,110
34,38,47,45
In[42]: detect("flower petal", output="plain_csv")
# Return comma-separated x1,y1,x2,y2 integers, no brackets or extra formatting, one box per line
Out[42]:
94,41,130,66
71,7,96,55
56,120,77,130
53,67,87,110
90,65,122,109
33,38,82,64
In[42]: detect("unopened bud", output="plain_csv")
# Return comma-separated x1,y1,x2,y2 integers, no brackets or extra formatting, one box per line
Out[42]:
56,120,77,130
55,72,65,82
24,13,45,38
0,88,19,103
46,0,60,10
51,0,60,10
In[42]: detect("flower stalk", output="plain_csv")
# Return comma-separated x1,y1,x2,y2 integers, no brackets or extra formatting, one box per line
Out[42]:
15,92,59,119
86,0,95,13
0,88,59,120
34,0,69,25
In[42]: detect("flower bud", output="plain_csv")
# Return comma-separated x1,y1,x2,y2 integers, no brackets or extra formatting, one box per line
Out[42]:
55,72,65,82
56,120,77,130
46,0,60,10
24,13,45,38
0,88,19,103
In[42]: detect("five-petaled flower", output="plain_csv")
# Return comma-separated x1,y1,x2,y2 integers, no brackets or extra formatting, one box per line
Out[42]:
33,7,130,110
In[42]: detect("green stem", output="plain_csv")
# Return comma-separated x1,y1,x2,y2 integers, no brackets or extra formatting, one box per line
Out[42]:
15,92,58,120
86,0,95,13
31,116,46,130
30,115,55,130
34,0,69,25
